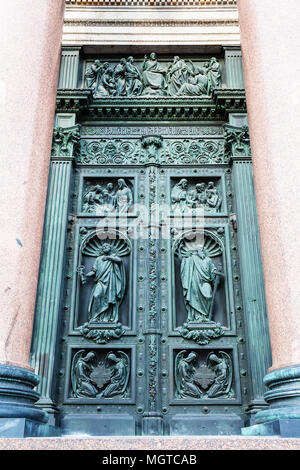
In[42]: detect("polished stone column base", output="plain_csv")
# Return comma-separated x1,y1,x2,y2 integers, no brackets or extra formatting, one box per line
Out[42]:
0,418,60,438
242,419,300,437
242,365,300,436
0,364,51,436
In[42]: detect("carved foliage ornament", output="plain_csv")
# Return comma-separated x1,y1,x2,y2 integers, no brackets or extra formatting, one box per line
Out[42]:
84,54,221,99
51,125,81,157
79,137,226,165
224,125,250,157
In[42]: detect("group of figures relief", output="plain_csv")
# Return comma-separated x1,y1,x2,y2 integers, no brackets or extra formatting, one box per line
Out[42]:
71,350,130,399
83,179,133,214
171,179,222,213
175,350,234,399
85,54,221,98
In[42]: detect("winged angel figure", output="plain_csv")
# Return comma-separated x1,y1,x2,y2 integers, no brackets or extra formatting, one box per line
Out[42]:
80,236,130,324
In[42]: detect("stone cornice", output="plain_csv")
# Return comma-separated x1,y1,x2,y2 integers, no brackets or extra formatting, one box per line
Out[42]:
56,88,246,121
65,0,237,6
64,18,238,27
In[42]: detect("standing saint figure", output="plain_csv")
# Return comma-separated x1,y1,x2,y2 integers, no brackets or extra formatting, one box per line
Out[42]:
125,56,143,96
180,248,217,322
82,243,126,323
166,56,190,96
171,179,188,213
114,178,133,213
113,58,127,96
206,57,221,95
85,60,102,90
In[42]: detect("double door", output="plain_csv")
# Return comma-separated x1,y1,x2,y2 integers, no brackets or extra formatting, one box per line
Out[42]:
57,124,250,436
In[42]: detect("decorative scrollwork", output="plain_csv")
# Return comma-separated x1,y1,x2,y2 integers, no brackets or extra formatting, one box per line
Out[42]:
78,137,226,165
178,323,225,346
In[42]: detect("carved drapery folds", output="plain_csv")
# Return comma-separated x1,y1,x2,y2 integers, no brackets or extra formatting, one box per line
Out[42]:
174,231,226,345
84,54,222,99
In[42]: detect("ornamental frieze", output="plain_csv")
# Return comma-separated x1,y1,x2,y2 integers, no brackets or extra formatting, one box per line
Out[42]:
84,54,221,99
78,137,226,165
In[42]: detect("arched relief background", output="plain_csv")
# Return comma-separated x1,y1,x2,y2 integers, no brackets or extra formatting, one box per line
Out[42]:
74,228,134,333
171,228,233,333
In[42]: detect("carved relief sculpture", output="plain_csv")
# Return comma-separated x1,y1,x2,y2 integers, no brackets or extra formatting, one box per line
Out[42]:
84,54,222,98
71,351,99,398
71,350,130,399
176,233,226,345
78,235,130,344
224,125,251,157
114,178,133,213
175,351,203,399
51,125,81,157
79,137,226,166
206,352,233,399
171,179,188,213
175,350,234,400
82,179,133,214
172,180,222,213
81,242,126,323
180,248,218,323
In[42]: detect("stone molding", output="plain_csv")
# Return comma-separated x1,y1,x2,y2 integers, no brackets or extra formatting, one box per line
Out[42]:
66,0,237,6
63,0,240,45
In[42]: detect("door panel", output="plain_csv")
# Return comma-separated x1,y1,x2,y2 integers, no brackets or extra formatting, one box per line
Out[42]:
55,122,249,436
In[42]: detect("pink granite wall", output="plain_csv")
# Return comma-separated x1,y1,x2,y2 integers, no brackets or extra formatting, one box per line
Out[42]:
237,0,300,370
0,0,65,368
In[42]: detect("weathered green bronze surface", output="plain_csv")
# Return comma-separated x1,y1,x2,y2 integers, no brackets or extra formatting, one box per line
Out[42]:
31,49,271,436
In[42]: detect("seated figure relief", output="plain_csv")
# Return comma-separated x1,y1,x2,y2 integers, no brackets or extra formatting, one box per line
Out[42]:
171,180,222,213
83,179,133,214
84,54,221,98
